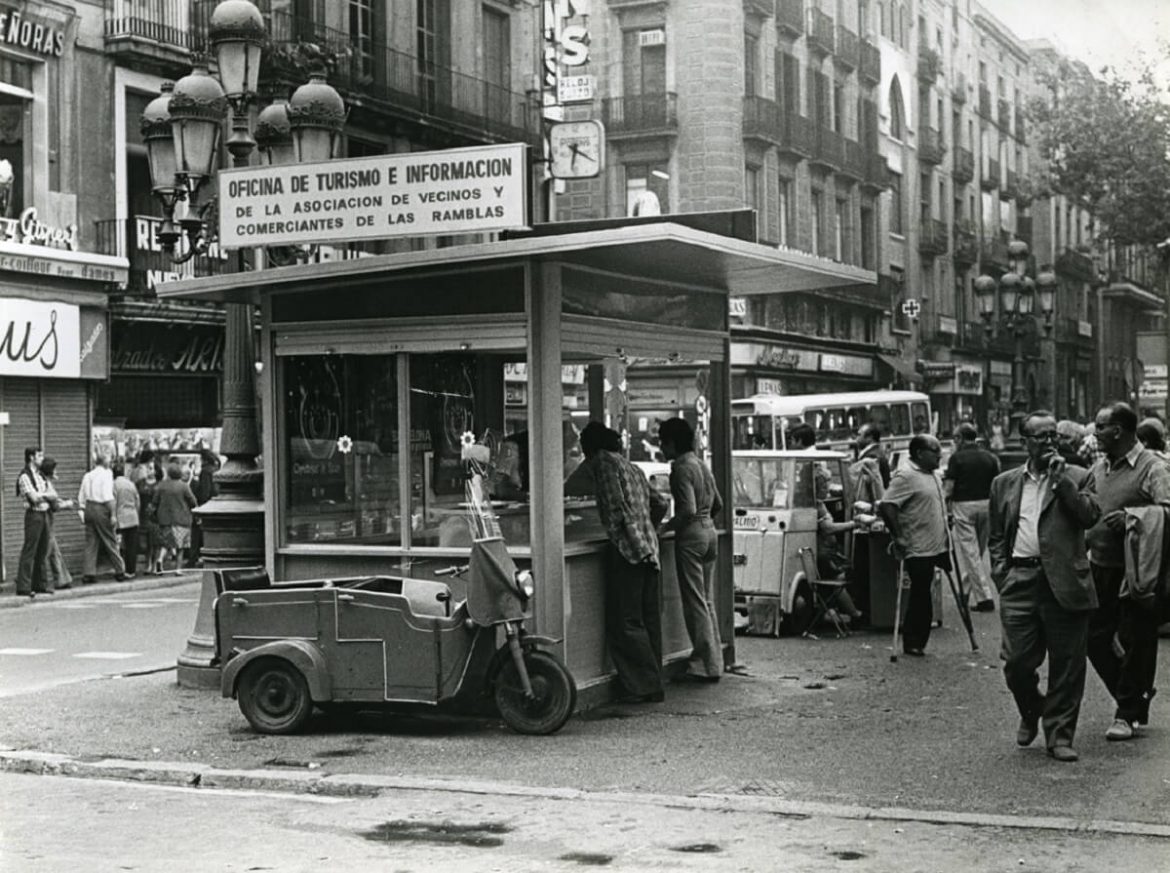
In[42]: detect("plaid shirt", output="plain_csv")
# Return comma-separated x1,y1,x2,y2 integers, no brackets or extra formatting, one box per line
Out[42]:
590,450,664,567
17,466,48,511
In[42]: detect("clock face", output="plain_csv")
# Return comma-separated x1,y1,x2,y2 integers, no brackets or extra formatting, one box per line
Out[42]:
548,120,604,179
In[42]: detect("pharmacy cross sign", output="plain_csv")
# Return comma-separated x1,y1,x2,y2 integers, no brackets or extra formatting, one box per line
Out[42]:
901,299,921,320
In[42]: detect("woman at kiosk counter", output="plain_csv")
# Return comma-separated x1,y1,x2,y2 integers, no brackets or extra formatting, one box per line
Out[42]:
659,417,724,682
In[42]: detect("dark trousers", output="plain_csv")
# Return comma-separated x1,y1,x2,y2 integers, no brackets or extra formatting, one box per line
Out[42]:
604,547,664,698
1088,563,1159,724
119,525,139,576
16,509,50,595
83,501,125,578
903,553,949,651
1000,566,1090,749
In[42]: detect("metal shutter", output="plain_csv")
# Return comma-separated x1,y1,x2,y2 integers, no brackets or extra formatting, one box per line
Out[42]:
39,380,92,579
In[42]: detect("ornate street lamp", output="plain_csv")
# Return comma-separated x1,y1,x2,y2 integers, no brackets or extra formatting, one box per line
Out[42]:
975,240,1055,448
140,0,347,689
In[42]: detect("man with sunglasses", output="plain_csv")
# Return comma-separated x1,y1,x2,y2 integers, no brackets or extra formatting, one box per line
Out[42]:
1086,402,1170,741
989,411,1099,761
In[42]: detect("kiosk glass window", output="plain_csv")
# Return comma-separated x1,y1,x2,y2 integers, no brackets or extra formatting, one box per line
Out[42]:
282,355,402,546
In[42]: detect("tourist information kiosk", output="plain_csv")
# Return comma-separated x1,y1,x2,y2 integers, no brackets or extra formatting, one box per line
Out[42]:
158,221,873,702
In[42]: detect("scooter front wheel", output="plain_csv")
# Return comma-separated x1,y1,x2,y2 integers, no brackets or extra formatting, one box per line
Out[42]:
494,650,577,735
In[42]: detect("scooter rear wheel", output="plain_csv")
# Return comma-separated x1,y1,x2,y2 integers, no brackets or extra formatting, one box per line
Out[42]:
494,650,577,735
237,657,313,735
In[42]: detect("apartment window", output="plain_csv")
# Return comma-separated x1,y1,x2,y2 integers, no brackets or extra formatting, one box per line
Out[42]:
953,196,963,222
483,6,512,123
124,90,159,221
859,0,868,35
936,97,944,139
349,0,377,78
418,0,452,103
919,172,931,223
935,26,942,49
879,1,886,37
833,80,846,133
745,165,760,215
938,178,946,218
888,79,905,139
1054,203,1061,248
835,199,850,262
978,61,986,83
744,33,758,97
889,172,903,234
776,51,801,116
625,163,669,215
811,190,824,255
952,110,961,147
623,28,667,97
778,175,792,247
997,75,1005,97
860,204,876,269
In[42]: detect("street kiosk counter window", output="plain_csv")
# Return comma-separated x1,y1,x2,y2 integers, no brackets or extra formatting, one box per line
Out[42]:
158,223,877,701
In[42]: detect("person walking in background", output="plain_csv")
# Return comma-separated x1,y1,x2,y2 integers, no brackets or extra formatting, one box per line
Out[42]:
1086,402,1170,741
878,435,951,657
580,422,670,703
138,466,162,575
78,453,127,585
659,417,724,682
40,457,75,591
113,461,140,578
988,411,1100,763
15,446,51,598
1136,418,1170,464
153,463,198,573
944,422,1001,613
853,423,891,490
1056,420,1089,468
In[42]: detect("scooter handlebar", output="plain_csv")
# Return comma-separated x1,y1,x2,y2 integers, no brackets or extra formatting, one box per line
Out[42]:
434,564,469,577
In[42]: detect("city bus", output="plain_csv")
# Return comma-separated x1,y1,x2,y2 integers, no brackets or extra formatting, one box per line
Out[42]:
730,391,934,470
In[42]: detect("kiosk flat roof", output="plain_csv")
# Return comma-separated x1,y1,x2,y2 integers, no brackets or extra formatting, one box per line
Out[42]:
156,222,877,304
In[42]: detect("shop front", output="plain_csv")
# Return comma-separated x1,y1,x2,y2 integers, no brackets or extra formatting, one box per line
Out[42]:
729,340,879,398
919,357,985,439
159,222,875,700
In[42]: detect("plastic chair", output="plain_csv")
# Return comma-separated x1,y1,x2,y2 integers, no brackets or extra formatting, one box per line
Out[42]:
798,547,850,639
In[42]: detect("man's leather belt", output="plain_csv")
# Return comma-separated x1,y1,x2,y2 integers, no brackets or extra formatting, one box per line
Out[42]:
1010,556,1042,568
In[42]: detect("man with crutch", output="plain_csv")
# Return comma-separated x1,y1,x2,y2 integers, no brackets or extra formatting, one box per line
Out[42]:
988,411,1100,762
879,435,950,657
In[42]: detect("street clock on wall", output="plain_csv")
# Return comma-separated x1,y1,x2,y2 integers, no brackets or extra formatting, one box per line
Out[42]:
548,120,605,179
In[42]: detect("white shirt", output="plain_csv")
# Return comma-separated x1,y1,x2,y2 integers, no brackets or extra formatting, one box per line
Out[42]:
78,466,115,504
1012,466,1047,559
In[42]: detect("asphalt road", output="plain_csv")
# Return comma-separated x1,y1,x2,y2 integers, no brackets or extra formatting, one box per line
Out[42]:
0,582,200,698
3,771,1166,873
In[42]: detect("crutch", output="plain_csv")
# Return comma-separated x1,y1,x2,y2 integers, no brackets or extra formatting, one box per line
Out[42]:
943,522,979,652
890,558,905,663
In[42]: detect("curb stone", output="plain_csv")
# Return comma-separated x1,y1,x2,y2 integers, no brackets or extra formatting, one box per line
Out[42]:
0,572,202,608
3,750,1170,838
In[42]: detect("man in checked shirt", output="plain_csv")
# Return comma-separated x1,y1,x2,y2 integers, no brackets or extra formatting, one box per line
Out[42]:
14,445,51,597
580,422,670,703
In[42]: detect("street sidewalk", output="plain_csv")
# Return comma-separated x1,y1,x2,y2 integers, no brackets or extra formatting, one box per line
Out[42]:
0,569,203,608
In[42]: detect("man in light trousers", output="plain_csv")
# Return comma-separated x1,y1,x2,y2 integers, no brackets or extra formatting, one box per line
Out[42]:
77,453,127,585
944,422,1000,612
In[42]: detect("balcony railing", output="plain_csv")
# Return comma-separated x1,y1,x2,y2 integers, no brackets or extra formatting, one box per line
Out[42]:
953,147,974,184
997,98,1011,132
1056,247,1096,283
862,151,889,188
603,92,679,136
810,125,844,169
917,42,942,81
839,137,865,180
860,39,881,83
918,216,949,257
919,127,945,165
744,98,814,157
776,0,805,35
981,158,1000,191
104,0,196,52
95,216,229,296
999,169,1019,201
978,84,992,119
835,25,858,69
980,234,1010,270
952,73,968,103
807,7,835,54
1015,107,1026,142
953,221,978,265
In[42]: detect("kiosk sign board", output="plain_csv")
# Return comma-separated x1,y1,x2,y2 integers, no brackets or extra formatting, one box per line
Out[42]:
218,143,529,249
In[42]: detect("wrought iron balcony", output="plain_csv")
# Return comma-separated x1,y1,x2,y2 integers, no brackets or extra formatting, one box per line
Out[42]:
776,0,805,35
953,221,978,266
980,234,1010,270
835,25,859,70
95,216,228,296
919,127,945,165
917,42,942,82
838,137,865,181
807,7,835,55
978,84,992,119
103,0,205,66
997,98,1012,131
1055,247,1096,283
952,73,968,104
603,92,679,137
860,39,881,83
999,168,1019,201
862,151,889,189
918,216,949,258
743,98,814,158
953,147,974,184
981,158,1000,191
